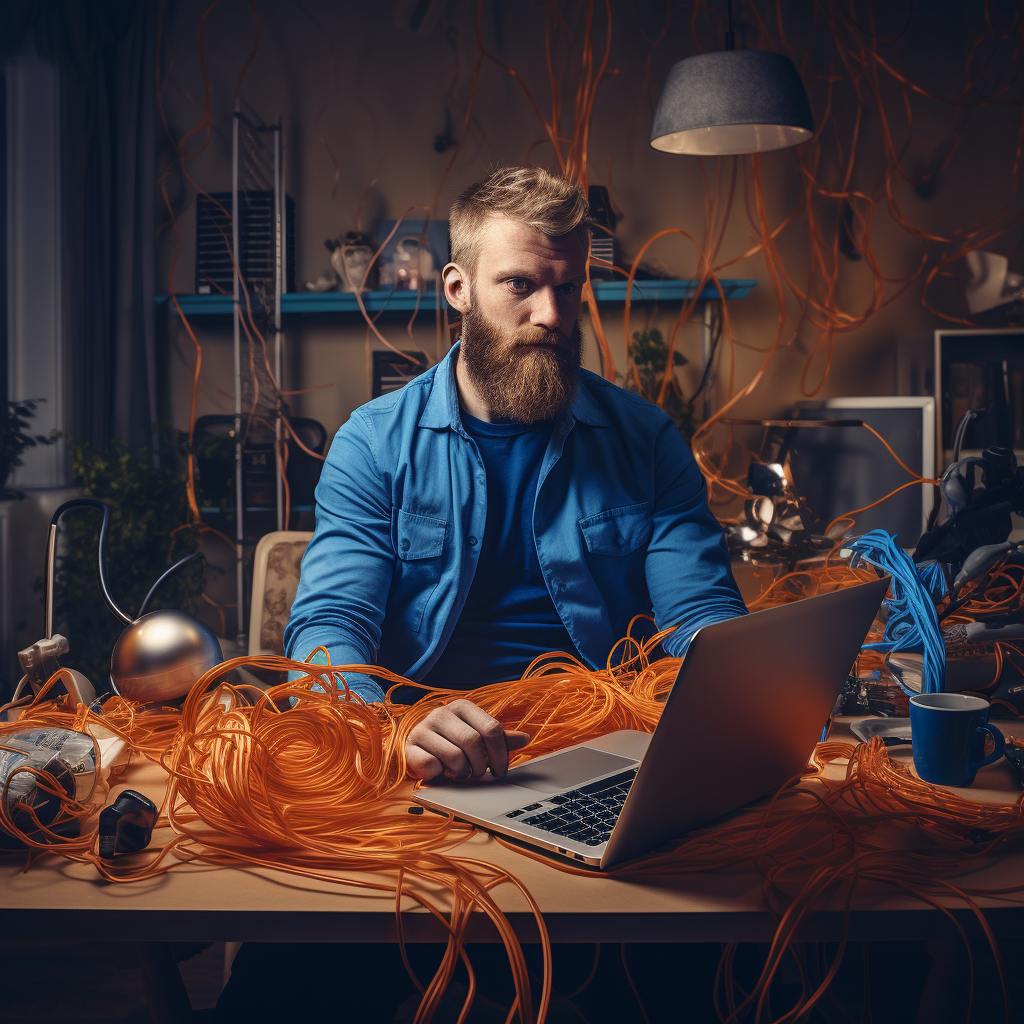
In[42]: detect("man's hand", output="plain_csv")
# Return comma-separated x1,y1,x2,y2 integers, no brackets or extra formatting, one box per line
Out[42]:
405,699,531,781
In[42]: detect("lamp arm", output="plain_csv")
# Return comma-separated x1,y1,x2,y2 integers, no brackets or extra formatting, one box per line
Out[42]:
45,499,133,637
137,551,204,618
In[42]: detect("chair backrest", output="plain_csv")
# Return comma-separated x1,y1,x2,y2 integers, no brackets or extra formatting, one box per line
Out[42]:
286,417,328,453
248,531,313,657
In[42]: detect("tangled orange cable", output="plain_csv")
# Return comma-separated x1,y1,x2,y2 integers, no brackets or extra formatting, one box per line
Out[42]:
3,607,1024,1022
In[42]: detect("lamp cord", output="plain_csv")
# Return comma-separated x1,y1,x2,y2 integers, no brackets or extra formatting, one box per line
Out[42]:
45,499,134,637
137,551,204,618
725,0,736,50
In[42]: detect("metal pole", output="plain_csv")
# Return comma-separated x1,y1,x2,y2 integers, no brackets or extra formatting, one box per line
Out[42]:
232,103,244,650
43,522,57,639
274,120,284,532
281,139,288,320
702,299,715,423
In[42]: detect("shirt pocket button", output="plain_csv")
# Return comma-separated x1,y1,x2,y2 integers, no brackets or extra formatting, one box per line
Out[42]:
468,536,478,546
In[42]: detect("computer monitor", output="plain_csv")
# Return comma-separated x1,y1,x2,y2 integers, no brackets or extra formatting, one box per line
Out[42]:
789,397,936,548
896,328,1024,470
935,329,1024,463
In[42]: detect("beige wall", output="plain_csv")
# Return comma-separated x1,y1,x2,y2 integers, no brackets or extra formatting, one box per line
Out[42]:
157,0,1024,445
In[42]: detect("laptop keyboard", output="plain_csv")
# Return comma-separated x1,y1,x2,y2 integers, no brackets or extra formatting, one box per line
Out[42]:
504,767,639,847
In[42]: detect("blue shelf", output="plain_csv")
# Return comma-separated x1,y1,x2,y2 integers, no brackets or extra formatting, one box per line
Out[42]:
591,279,756,302
156,279,756,320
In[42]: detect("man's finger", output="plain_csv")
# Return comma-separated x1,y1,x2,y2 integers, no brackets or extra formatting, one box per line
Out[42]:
452,701,513,778
503,730,531,751
433,708,491,778
405,744,443,781
410,728,471,779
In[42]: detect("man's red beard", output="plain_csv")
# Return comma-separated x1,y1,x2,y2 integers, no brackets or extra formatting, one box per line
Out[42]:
458,305,583,424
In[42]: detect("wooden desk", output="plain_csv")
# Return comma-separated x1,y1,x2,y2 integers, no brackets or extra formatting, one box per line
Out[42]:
3,718,1024,948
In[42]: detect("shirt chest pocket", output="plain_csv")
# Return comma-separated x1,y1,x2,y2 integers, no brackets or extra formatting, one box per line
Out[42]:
393,509,447,632
579,502,652,555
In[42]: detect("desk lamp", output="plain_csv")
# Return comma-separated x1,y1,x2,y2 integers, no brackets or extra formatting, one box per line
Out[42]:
35,498,222,703
649,0,814,157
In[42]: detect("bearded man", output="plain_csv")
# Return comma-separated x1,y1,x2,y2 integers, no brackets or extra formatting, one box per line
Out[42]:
284,166,748,780
216,167,752,1023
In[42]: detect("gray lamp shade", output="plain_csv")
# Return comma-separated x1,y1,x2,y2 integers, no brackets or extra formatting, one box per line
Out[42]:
650,50,814,156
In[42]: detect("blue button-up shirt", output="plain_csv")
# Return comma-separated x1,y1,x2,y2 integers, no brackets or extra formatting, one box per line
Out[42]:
284,344,747,702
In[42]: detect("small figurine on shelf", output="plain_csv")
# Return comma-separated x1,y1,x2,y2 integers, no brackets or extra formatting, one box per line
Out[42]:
329,231,378,292
304,232,381,293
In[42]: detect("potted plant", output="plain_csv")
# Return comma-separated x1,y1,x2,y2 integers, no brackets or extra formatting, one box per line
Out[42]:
1,399,51,499
625,327,695,442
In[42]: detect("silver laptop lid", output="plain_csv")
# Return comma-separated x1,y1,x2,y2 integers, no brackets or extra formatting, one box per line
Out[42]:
600,576,889,867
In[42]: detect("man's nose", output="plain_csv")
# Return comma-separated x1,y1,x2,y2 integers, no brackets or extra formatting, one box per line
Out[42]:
529,287,563,331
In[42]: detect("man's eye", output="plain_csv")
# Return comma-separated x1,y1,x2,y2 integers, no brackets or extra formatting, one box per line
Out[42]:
506,278,530,293
559,282,577,295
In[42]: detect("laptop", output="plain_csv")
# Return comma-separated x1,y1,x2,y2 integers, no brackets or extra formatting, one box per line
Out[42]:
413,577,889,869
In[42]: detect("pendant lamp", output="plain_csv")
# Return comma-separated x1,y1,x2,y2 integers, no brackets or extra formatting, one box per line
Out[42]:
650,2,814,157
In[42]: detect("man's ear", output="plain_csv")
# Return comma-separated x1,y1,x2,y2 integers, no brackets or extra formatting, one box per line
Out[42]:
442,262,471,314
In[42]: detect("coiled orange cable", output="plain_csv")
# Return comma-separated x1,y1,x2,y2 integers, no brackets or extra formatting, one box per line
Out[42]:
3,599,1024,1022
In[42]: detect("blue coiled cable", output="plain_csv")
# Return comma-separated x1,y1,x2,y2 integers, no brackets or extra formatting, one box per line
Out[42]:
846,530,946,694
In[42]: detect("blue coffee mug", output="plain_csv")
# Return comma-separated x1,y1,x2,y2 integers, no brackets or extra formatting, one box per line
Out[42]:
909,692,1005,787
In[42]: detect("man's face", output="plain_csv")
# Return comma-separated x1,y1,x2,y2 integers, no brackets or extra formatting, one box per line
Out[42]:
456,216,588,424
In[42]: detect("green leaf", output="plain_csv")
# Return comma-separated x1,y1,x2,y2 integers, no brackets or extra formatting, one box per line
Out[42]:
1,399,57,492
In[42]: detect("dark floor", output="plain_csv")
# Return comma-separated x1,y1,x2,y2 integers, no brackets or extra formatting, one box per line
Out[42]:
0,940,225,1023
1,936,1020,1023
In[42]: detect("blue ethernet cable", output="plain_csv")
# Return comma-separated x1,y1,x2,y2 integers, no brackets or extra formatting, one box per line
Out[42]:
846,530,946,695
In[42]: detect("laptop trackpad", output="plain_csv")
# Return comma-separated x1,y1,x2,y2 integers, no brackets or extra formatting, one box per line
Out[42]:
420,746,637,820
508,747,636,792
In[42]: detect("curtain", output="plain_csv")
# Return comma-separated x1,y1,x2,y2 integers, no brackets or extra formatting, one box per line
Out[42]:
2,1,158,452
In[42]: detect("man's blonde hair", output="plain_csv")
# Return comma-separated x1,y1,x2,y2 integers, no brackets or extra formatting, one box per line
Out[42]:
449,166,590,273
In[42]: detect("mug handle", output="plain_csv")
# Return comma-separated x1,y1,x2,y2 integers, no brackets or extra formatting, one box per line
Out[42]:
969,725,1005,773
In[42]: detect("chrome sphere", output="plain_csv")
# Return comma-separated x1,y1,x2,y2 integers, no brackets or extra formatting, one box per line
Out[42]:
111,609,223,702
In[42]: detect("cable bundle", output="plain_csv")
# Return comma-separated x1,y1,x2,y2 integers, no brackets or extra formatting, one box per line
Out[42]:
846,530,946,694
3,630,1024,1022
388,623,681,765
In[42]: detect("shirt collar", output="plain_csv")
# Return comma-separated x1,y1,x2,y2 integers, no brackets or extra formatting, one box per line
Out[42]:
418,341,611,432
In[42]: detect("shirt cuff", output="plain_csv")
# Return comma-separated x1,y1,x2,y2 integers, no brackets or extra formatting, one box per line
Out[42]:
286,635,386,704
661,608,746,658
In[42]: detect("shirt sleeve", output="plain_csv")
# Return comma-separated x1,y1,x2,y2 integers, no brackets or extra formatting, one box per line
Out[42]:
645,419,748,657
283,412,393,704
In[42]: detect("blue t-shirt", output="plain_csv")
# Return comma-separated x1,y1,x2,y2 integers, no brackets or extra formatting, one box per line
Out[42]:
421,413,581,688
